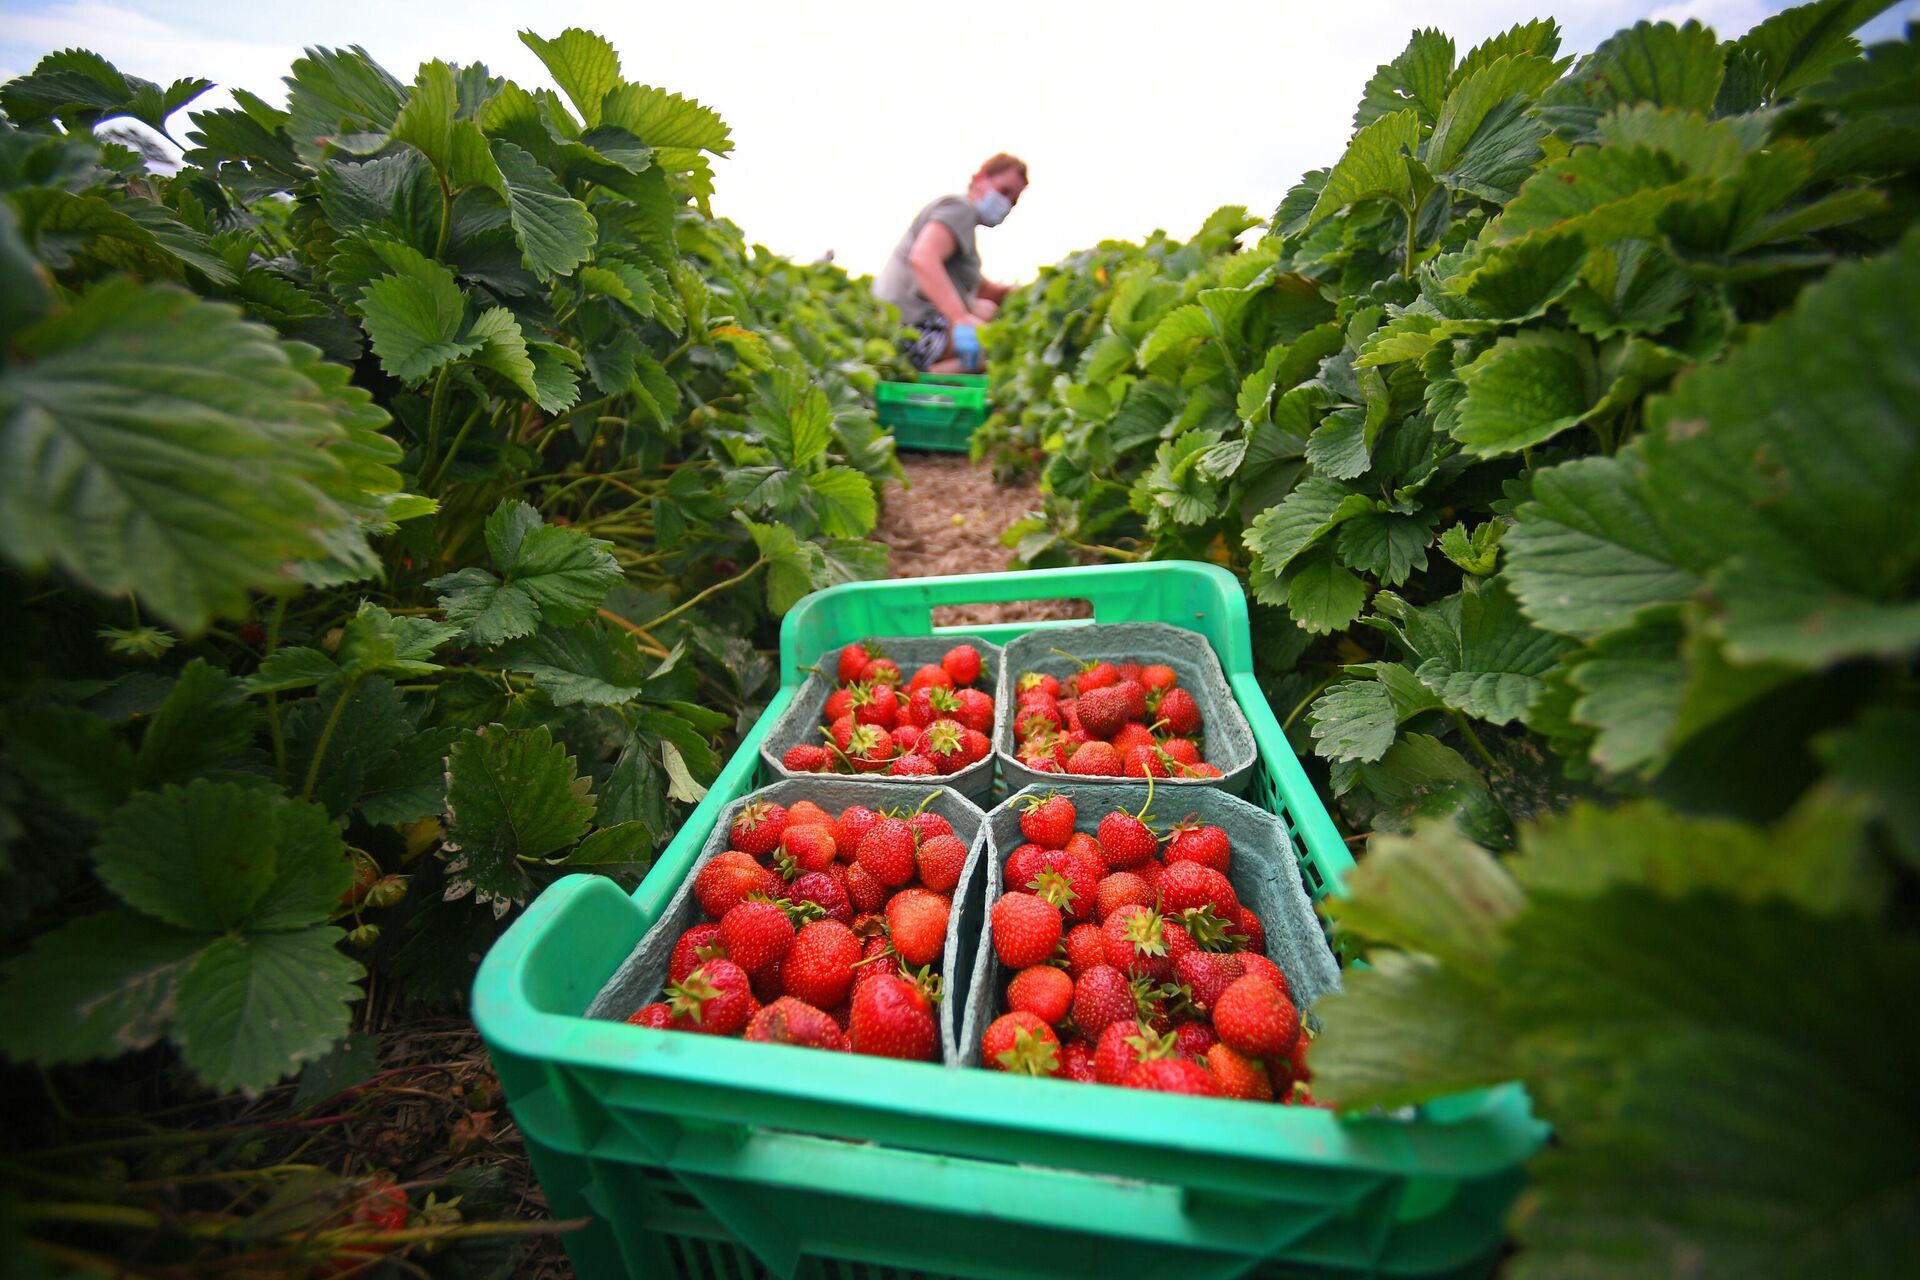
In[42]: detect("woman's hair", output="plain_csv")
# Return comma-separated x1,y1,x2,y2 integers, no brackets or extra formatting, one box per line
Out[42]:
977,152,1029,182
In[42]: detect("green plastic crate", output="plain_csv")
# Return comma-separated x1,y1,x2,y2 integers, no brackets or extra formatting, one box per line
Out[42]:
472,562,1545,1280
875,377,988,453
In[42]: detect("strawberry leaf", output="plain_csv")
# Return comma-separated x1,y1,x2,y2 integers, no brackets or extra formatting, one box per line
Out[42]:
441,724,595,914
172,927,363,1094
0,910,208,1065
430,500,623,647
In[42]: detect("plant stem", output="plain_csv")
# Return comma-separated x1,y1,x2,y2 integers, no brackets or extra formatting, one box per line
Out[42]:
596,607,671,658
265,597,290,788
1281,673,1338,732
1447,709,1502,773
421,368,452,476
425,406,486,493
300,676,362,803
645,559,765,631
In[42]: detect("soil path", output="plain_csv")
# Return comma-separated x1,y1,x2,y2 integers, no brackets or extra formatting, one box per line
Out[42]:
873,454,1090,626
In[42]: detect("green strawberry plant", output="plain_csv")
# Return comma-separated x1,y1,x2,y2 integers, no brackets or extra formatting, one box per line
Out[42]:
978,3,1920,1272
0,29,907,1097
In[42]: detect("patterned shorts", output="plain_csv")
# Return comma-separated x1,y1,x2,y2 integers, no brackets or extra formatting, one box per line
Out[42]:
903,316,951,371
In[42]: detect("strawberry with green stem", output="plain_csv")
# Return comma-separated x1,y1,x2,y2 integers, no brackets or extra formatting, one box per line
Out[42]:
983,1010,1060,1076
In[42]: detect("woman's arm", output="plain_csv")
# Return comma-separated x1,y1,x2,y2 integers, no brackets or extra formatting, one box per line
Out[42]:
907,221,974,325
976,278,1012,304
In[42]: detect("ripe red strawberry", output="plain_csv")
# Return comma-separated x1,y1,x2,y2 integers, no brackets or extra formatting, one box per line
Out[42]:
833,805,880,859
908,810,953,842
1097,809,1159,870
908,663,954,695
783,920,860,1008
845,861,888,913
1016,733,1067,773
695,852,778,918
1070,964,1137,1040
849,682,899,729
788,870,852,925
1094,871,1154,922
921,719,968,773
915,833,969,893
1166,822,1231,872
1180,761,1224,779
1109,722,1156,756
886,888,951,967
1005,841,1046,893
670,923,727,983
782,743,832,773
1159,736,1201,767
959,728,991,765
1112,679,1148,722
841,724,895,772
1228,905,1266,953
626,1001,675,1029
1123,745,1169,778
1042,848,1101,922
836,641,877,684
1060,1038,1098,1082
1175,950,1244,1013
746,996,847,1051
1159,861,1238,915
824,687,856,723
1074,660,1118,693
787,800,833,828
1019,792,1076,850
1213,975,1299,1057
1237,953,1289,994
848,971,936,1060
1064,922,1107,977
1104,904,1173,981
1115,661,1143,683
718,901,795,977
1066,740,1123,776
1095,1019,1176,1084
1006,964,1074,1025
1126,1057,1221,1095
991,892,1062,968
667,960,757,1035
1157,687,1203,736
855,818,917,887
861,657,902,686
982,1010,1059,1075
942,644,983,687
749,958,786,1004
892,723,924,755
1136,860,1167,891
889,753,939,777
1205,1043,1272,1100
1075,685,1132,738
1014,703,1062,741
778,823,838,875
1173,1020,1218,1059
953,688,995,733
728,801,788,858
1141,664,1177,693
908,684,962,729
1018,671,1061,699
1063,831,1107,876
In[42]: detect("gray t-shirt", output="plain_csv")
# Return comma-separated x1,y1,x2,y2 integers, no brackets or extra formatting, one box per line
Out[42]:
873,195,981,328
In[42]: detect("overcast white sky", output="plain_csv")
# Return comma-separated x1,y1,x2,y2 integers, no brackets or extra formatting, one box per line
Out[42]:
2,0,1914,281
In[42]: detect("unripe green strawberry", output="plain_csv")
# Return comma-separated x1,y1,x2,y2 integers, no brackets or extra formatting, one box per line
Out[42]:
855,818,916,887
1212,975,1299,1057
1006,964,1074,1025
982,1010,1059,1076
990,891,1062,968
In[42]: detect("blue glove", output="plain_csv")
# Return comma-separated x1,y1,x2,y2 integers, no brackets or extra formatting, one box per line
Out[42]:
951,322,983,372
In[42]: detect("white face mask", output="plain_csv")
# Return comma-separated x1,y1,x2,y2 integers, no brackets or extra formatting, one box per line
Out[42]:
973,187,1013,227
